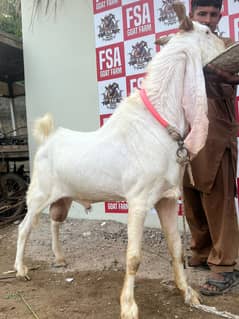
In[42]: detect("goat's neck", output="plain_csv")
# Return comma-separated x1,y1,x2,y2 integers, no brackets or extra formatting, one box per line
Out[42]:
142,54,187,137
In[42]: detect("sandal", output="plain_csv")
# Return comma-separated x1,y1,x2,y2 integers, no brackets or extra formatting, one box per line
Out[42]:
200,272,239,296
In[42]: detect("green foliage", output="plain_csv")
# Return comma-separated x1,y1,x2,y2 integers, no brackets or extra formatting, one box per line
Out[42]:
0,0,22,38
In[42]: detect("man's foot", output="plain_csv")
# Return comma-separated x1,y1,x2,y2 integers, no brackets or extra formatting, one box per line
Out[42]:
188,257,210,270
200,272,239,296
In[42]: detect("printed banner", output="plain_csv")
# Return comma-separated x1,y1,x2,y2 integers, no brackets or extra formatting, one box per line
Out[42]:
93,0,239,213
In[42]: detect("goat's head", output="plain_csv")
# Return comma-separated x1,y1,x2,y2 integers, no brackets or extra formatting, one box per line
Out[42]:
174,2,225,64
155,2,225,65
189,21,225,65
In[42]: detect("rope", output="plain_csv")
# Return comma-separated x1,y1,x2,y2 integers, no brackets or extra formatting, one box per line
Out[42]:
166,125,195,269
166,125,195,186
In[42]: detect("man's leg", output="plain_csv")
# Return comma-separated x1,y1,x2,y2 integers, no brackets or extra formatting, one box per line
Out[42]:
183,186,212,265
201,151,239,273
200,150,239,295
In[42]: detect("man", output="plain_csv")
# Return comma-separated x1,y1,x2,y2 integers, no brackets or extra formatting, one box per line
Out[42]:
183,0,239,296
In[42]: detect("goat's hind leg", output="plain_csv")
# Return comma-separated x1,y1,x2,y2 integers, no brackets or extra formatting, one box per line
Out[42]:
120,201,147,319
156,198,200,306
50,198,72,267
14,190,48,278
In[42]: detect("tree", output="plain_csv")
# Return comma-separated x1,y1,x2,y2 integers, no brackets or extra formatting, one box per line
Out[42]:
0,0,22,38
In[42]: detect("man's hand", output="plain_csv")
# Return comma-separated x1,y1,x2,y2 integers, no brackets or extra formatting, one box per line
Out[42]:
204,64,239,85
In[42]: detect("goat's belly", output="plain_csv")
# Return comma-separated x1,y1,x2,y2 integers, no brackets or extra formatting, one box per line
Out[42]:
54,165,125,202
74,191,125,204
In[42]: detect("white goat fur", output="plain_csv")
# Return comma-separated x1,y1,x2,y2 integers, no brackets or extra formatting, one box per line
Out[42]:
15,21,225,319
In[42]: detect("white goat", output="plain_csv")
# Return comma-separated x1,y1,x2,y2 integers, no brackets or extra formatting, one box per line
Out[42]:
15,4,225,319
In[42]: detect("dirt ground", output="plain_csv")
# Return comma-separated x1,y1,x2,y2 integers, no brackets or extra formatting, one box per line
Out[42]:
0,214,239,319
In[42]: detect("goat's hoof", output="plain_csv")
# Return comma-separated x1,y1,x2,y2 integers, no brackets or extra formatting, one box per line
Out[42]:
121,301,138,319
15,264,29,279
52,259,67,268
184,286,201,306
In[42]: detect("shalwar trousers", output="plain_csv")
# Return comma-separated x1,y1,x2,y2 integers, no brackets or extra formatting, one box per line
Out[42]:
183,150,239,273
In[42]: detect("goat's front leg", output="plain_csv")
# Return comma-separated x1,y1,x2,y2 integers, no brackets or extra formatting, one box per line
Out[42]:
120,202,146,319
50,198,72,267
156,198,200,306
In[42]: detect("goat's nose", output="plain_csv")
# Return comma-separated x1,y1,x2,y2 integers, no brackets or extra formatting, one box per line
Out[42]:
200,21,210,28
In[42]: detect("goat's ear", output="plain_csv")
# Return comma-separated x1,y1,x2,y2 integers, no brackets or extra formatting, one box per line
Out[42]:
155,35,171,46
179,16,194,31
172,2,194,32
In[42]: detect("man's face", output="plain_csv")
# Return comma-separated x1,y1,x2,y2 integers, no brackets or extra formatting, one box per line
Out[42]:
190,6,221,32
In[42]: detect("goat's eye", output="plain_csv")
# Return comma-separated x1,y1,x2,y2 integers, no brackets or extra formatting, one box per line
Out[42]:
206,30,210,35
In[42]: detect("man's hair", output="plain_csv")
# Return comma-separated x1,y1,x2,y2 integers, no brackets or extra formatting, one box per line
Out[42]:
191,0,222,11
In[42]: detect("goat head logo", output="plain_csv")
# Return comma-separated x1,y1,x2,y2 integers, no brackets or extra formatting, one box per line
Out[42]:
128,41,152,70
158,0,178,26
98,13,120,41
102,82,123,109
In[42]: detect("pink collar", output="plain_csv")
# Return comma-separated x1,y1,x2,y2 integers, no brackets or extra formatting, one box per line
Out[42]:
139,89,169,128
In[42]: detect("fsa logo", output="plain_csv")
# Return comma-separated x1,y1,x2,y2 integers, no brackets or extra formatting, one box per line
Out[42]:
93,0,121,14
122,0,155,40
96,43,125,81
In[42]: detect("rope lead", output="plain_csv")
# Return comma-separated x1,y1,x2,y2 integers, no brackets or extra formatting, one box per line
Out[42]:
166,125,195,186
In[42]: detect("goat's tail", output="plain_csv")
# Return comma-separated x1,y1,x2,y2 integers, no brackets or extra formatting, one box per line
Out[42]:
33,113,54,144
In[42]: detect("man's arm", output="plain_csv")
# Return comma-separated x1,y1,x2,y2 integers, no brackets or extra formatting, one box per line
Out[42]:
204,64,239,85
